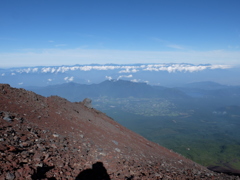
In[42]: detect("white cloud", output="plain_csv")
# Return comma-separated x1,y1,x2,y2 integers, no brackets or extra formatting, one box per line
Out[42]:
69,76,74,81
7,63,233,76
1,73,5,76
142,64,231,73
16,68,39,73
42,67,52,73
117,74,133,80
131,79,140,83
130,79,148,84
48,79,52,81
32,68,38,72
51,68,56,73
79,66,92,71
64,76,74,82
210,65,231,69
105,76,112,80
11,73,16,75
119,68,138,73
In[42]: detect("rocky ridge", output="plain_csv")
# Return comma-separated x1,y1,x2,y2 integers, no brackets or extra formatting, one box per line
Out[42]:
0,84,239,180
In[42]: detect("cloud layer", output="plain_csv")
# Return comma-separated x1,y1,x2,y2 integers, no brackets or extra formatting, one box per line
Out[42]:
11,63,231,75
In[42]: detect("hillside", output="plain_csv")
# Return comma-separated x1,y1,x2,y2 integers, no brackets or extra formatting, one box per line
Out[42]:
0,84,239,179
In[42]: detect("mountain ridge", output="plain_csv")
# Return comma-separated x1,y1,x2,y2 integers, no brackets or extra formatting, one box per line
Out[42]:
26,80,189,102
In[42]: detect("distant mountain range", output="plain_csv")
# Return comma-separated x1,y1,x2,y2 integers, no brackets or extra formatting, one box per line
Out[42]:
26,79,240,102
26,80,188,102
1,63,239,87
178,81,240,98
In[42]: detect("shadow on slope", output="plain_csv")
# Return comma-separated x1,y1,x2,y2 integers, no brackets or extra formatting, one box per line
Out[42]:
75,162,110,180
31,164,56,180
208,166,240,176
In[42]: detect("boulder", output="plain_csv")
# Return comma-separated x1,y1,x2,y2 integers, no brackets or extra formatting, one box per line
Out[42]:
83,98,92,108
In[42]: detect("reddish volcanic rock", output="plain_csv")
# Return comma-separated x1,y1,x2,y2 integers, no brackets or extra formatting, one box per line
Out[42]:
0,84,239,180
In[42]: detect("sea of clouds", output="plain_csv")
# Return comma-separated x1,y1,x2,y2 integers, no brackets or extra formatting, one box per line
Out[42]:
10,63,231,75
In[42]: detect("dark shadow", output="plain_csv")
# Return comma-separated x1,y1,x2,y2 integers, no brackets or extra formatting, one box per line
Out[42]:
75,162,111,180
31,164,56,180
208,166,240,176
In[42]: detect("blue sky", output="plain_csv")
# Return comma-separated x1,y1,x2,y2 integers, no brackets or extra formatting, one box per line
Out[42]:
0,0,240,67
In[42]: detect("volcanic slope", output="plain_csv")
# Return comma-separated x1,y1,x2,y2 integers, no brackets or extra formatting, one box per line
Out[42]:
0,84,239,180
